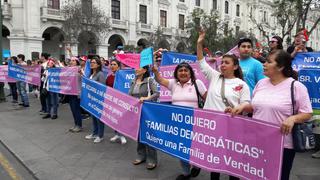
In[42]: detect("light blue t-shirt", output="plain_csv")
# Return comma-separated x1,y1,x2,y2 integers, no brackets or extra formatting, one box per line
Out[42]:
239,57,265,95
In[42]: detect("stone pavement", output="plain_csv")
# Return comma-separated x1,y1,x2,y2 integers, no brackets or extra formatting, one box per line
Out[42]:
0,96,319,180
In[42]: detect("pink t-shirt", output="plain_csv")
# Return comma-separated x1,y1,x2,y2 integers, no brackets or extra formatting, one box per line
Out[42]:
168,79,207,108
252,77,312,149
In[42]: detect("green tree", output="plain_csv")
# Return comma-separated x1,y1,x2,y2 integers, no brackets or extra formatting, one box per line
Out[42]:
185,9,241,53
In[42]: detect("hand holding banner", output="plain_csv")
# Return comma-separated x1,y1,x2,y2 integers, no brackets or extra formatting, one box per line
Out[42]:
140,102,284,180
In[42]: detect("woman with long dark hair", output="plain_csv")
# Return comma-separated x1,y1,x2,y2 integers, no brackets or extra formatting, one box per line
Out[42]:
129,65,159,170
197,30,251,180
107,59,127,144
152,62,207,180
232,50,312,180
85,57,106,143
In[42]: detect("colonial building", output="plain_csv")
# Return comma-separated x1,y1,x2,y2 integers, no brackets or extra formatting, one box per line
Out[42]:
1,0,319,60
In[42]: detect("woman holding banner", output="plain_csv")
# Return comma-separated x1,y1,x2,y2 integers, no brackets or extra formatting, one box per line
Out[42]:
67,57,83,132
107,59,127,144
152,62,206,180
231,50,313,180
197,30,251,180
42,59,59,119
129,65,159,170
85,57,106,143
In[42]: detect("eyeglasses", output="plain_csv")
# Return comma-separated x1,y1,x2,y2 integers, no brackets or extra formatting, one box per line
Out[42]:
90,61,97,64
110,64,118,66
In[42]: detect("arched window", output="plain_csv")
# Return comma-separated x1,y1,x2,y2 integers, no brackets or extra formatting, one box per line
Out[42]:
225,1,229,14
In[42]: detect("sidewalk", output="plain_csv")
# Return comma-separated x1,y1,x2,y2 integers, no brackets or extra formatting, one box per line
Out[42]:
0,96,319,180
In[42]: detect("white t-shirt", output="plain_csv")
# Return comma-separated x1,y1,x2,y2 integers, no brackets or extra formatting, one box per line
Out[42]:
198,59,250,111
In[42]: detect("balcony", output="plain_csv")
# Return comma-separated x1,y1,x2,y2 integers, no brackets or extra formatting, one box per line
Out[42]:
162,27,173,36
40,7,64,22
110,19,129,31
136,22,153,33
2,2,12,20
176,29,189,38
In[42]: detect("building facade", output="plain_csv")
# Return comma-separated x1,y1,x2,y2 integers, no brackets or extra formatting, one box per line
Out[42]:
1,0,319,60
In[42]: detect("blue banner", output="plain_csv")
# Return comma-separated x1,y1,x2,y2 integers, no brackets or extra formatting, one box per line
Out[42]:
161,51,197,66
299,68,320,109
292,52,320,71
140,102,194,161
113,69,135,94
140,47,153,68
80,77,107,120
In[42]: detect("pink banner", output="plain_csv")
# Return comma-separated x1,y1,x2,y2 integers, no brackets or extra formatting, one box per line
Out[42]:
101,87,142,140
0,66,16,82
116,54,140,69
159,63,209,102
190,109,283,180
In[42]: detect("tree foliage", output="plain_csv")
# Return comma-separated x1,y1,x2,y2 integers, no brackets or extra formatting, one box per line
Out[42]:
185,9,242,53
61,1,110,43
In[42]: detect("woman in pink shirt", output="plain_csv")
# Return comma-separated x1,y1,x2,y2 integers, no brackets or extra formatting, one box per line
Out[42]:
233,50,313,180
152,62,207,180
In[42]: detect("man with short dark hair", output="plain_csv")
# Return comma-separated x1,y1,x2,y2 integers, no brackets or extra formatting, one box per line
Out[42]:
238,38,265,94
16,54,29,107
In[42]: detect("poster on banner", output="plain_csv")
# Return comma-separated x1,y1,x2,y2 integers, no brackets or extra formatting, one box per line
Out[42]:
161,51,197,66
292,52,320,71
158,63,209,102
299,68,320,109
47,67,80,95
83,60,91,78
8,61,41,86
0,66,16,83
113,69,136,94
140,102,284,180
80,77,142,140
116,54,140,69
140,47,153,68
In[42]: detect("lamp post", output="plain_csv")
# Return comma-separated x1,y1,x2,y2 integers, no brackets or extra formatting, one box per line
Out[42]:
0,0,6,102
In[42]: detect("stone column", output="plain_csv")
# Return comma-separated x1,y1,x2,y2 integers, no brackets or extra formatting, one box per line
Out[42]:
96,44,109,59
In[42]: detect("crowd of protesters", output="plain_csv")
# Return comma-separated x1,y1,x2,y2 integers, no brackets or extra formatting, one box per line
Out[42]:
1,28,319,180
